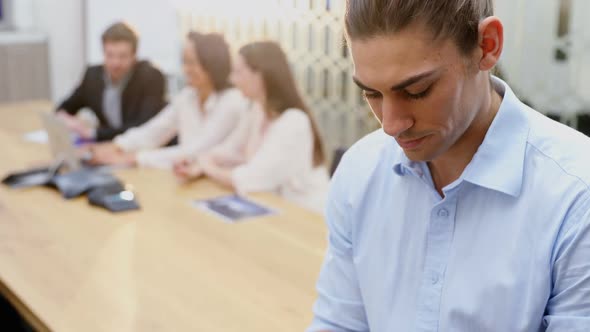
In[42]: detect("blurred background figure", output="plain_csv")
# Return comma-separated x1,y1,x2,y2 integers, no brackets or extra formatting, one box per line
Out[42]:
174,41,329,212
0,0,589,167
89,32,248,169
56,21,167,142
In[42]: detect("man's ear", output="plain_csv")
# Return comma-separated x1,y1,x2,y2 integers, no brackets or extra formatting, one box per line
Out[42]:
478,16,504,71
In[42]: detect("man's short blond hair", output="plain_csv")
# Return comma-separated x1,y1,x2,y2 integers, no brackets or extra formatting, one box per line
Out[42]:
102,21,139,53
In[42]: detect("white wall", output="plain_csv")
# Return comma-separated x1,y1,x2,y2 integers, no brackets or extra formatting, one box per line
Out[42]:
12,0,85,102
9,0,589,113
86,0,183,76
494,0,590,114
12,0,185,103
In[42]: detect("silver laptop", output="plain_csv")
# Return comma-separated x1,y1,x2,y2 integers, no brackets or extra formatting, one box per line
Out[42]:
40,112,82,172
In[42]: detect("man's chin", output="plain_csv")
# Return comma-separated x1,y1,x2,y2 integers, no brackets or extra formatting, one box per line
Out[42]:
403,151,426,162
108,69,130,81
402,148,437,163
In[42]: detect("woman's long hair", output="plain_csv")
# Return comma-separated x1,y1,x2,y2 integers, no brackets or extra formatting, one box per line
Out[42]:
187,31,232,91
239,41,325,166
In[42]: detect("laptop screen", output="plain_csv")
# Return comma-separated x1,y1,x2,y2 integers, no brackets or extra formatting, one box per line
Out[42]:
41,113,82,172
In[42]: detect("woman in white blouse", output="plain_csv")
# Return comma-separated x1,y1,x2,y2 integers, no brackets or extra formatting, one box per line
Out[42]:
89,32,247,169
174,41,329,212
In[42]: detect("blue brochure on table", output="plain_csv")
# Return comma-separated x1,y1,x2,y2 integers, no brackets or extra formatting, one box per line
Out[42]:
193,194,276,223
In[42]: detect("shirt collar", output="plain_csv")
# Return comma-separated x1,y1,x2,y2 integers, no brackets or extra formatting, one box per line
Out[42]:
461,77,529,197
393,152,422,178
393,76,530,197
103,68,133,89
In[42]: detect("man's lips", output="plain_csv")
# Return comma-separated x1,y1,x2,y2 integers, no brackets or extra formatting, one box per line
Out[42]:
396,135,428,149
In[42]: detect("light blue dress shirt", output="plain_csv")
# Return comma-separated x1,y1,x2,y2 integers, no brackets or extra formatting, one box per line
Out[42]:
308,78,590,332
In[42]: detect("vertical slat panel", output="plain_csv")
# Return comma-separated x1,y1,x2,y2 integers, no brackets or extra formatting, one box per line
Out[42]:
182,0,377,162
181,0,590,151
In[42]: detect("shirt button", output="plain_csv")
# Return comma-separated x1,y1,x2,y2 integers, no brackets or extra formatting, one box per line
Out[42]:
437,208,449,218
431,273,440,285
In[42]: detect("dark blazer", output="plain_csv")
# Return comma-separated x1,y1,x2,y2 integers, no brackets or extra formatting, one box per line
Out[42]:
57,60,167,141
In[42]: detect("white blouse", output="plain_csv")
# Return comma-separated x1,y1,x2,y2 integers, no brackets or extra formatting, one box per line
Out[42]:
210,105,330,213
113,87,248,169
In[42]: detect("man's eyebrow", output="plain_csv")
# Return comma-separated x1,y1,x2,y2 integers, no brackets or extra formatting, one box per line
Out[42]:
391,70,438,91
352,70,439,92
352,77,376,91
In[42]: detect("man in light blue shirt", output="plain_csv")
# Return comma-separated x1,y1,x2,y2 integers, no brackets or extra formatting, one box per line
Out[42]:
309,0,590,331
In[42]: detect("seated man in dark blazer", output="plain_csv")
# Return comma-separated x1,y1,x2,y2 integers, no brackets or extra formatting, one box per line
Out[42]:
56,21,167,141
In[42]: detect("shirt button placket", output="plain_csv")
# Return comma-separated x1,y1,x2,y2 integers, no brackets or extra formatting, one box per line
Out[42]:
415,199,457,331
437,208,449,218
431,273,440,285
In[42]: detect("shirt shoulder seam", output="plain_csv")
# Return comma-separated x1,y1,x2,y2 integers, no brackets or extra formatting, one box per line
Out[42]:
526,141,590,191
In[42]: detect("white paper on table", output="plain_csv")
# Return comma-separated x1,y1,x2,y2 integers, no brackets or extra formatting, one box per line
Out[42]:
23,130,49,144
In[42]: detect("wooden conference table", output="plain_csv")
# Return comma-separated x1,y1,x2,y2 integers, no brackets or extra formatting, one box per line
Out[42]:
0,101,327,331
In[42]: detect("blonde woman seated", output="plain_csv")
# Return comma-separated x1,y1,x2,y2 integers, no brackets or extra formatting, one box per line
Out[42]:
89,32,247,169
174,41,329,213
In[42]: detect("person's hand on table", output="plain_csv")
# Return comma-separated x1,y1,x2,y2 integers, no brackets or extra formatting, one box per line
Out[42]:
87,142,119,161
99,151,136,167
173,158,203,181
87,143,136,167
197,155,218,176
197,154,236,189
56,110,94,139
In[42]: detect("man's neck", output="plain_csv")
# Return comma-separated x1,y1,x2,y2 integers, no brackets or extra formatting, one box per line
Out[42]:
108,71,130,86
428,88,503,197
107,60,136,85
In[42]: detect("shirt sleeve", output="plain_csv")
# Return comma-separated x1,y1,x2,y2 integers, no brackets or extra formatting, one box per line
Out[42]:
307,151,369,332
543,193,590,331
135,145,188,169
180,94,244,158
56,68,90,115
134,91,246,169
207,109,252,164
231,110,311,194
113,98,178,152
